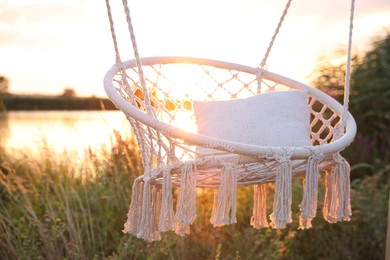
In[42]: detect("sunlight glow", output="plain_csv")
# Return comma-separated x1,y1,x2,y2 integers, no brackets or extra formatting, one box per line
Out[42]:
170,111,198,133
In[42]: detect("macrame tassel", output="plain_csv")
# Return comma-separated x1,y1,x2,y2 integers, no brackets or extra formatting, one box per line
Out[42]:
210,164,237,226
174,222,191,237
270,156,293,229
137,179,157,241
299,154,322,229
174,162,197,233
123,177,143,235
322,168,334,222
322,153,352,223
210,190,219,225
149,187,162,241
251,184,269,229
159,167,175,232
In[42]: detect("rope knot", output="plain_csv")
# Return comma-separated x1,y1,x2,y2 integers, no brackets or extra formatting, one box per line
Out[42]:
270,147,293,229
332,153,344,164
142,173,152,183
273,148,294,163
310,146,325,161
256,68,266,94
221,162,237,170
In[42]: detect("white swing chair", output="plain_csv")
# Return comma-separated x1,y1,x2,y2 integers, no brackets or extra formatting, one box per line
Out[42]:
104,0,357,241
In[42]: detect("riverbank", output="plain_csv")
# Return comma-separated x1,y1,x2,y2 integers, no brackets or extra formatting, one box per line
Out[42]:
0,94,117,111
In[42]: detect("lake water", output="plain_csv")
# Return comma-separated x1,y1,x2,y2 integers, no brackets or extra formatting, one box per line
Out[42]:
0,111,131,157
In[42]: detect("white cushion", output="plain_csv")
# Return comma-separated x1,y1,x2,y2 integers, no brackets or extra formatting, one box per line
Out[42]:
193,90,311,155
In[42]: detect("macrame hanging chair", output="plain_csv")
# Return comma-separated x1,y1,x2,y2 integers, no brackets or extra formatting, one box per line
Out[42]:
104,0,357,241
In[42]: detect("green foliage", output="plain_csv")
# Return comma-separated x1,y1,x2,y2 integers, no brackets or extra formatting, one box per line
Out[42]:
350,34,390,162
284,174,388,260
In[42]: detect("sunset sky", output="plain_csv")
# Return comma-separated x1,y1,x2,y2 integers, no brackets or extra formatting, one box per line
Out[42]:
0,0,389,97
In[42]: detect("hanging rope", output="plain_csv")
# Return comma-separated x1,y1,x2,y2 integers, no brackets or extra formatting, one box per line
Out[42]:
105,0,121,64
259,0,293,69
257,0,293,93
120,0,153,114
105,0,151,113
334,0,355,139
105,0,160,180
341,0,355,129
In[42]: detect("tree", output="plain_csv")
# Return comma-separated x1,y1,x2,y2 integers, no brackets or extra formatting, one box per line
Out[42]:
61,87,76,97
0,75,9,94
350,33,390,162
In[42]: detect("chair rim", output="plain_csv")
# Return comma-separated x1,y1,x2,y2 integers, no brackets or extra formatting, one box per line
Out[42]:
104,56,357,160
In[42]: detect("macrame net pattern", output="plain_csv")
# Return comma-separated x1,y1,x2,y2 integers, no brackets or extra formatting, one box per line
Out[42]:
112,60,342,186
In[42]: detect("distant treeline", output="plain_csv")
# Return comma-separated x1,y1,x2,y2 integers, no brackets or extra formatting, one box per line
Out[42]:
1,94,118,111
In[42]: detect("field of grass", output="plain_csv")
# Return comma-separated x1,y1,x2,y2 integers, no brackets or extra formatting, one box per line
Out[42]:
0,133,388,259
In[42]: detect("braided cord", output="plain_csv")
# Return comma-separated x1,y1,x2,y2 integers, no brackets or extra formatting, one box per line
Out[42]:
259,0,293,68
105,0,121,63
121,0,156,117
121,0,160,179
342,0,355,124
335,0,356,139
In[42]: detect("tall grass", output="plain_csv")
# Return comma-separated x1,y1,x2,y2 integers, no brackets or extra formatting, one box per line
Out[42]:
0,133,141,259
0,133,388,259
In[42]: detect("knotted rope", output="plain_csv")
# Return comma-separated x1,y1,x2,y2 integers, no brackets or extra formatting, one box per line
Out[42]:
257,0,293,93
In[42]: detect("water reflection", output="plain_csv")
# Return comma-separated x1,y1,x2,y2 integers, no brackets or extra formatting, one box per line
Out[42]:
0,111,130,156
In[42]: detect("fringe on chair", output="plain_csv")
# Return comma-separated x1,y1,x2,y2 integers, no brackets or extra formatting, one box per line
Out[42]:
124,152,351,240
174,222,191,236
174,162,197,232
137,179,155,241
299,152,323,229
251,184,269,229
322,153,352,223
149,187,162,241
159,167,175,232
123,176,143,235
210,163,237,226
270,153,293,229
